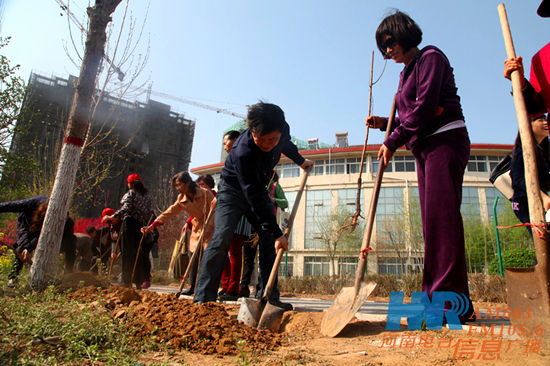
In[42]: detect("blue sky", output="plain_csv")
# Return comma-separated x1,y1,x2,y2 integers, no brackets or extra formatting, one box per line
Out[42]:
1,1,548,173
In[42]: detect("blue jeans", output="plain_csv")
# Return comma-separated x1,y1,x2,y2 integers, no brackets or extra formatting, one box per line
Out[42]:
194,178,280,303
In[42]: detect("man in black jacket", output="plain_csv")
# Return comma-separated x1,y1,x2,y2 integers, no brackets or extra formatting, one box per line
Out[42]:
194,102,312,308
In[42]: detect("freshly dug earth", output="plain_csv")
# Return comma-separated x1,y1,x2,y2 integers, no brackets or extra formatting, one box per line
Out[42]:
62,273,282,355
58,273,550,365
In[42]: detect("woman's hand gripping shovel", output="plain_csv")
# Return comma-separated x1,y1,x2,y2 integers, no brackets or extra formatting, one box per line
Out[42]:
237,169,310,332
320,96,397,337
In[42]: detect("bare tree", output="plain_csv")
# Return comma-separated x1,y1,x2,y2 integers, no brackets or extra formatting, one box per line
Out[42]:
30,0,123,291
316,205,364,277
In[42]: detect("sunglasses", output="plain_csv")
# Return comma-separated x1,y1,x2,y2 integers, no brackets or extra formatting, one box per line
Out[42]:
381,36,396,50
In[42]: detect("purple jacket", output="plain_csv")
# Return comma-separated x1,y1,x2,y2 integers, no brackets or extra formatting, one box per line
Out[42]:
384,46,465,152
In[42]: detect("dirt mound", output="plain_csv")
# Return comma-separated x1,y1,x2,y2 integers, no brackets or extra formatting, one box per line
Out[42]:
67,286,283,355
56,272,111,292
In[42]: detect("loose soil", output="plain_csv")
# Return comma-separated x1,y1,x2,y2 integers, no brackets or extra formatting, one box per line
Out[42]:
60,272,550,365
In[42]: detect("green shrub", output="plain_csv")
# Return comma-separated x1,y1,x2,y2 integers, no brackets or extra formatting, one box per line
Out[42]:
488,248,536,275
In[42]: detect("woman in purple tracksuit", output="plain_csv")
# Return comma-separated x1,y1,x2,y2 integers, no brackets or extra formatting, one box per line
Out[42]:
366,11,474,322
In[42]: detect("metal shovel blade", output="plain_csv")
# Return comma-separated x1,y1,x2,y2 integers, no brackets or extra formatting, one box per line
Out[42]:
237,297,265,328
257,301,285,332
320,281,377,337
505,268,550,335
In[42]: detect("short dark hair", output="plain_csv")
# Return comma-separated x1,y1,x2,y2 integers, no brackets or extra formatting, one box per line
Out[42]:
224,130,241,140
171,171,197,195
129,180,148,195
376,10,422,59
247,102,286,136
86,226,96,235
197,174,215,190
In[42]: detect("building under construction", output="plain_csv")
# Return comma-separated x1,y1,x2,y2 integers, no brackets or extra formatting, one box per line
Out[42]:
8,72,195,217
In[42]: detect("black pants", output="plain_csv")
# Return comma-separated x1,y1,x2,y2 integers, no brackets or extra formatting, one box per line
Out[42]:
240,239,257,292
121,217,144,286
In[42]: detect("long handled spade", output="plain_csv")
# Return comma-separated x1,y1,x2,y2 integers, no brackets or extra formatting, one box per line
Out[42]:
320,96,397,337
131,215,155,286
175,207,215,298
237,169,309,331
107,227,122,279
497,4,550,336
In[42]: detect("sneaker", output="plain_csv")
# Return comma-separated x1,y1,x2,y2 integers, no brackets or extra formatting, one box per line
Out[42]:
269,299,293,312
7,279,15,288
141,280,151,289
218,291,239,302
218,289,227,297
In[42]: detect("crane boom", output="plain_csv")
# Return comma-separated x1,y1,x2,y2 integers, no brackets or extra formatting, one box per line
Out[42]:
149,90,247,119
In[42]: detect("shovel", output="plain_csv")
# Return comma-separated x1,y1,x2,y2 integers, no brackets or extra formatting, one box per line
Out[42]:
498,4,550,335
238,169,309,331
175,207,214,298
320,96,397,337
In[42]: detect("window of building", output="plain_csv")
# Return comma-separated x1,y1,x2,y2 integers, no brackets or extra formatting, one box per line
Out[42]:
375,187,404,246
488,155,508,172
280,163,300,178
305,190,332,249
466,155,488,172
311,160,325,176
393,156,416,172
304,256,330,276
338,257,357,275
485,187,507,221
462,186,481,218
372,156,394,173
378,257,406,277
284,191,297,249
277,255,294,277
326,158,346,175
346,157,367,174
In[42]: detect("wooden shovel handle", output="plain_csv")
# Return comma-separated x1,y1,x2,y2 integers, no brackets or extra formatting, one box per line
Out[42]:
354,95,397,293
263,169,309,300
498,3,550,312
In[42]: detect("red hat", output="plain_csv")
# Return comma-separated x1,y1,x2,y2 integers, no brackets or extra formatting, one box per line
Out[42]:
102,208,115,217
127,173,141,183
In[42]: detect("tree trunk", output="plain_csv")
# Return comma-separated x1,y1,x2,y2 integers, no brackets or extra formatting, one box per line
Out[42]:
30,0,122,291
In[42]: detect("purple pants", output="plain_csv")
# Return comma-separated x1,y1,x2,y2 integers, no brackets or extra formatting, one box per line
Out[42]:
412,127,471,299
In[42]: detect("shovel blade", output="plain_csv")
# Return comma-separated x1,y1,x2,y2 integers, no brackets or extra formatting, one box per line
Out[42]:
505,268,550,335
257,302,285,332
237,297,265,328
320,281,377,337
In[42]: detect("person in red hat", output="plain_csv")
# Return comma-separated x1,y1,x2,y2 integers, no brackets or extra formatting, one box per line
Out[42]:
504,0,550,115
103,173,153,289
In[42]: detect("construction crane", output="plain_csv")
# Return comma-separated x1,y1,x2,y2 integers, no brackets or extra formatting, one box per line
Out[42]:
148,90,247,119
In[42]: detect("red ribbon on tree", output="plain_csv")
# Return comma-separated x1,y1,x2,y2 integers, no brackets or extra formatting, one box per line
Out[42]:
361,247,372,259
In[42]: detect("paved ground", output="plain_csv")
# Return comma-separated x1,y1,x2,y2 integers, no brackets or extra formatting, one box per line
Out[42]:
148,285,510,327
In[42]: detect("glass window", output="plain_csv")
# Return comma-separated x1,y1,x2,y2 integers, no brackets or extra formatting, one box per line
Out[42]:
277,255,294,277
305,190,332,249
312,160,325,176
304,256,330,276
327,158,345,175
372,156,393,173
462,186,481,217
378,257,406,277
281,163,300,178
466,156,488,172
338,257,357,275
284,191,297,249
346,157,367,174
485,187,507,221
393,156,416,172
375,187,404,247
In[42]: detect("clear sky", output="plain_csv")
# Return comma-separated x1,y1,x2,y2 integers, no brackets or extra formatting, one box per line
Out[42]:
1,1,548,174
